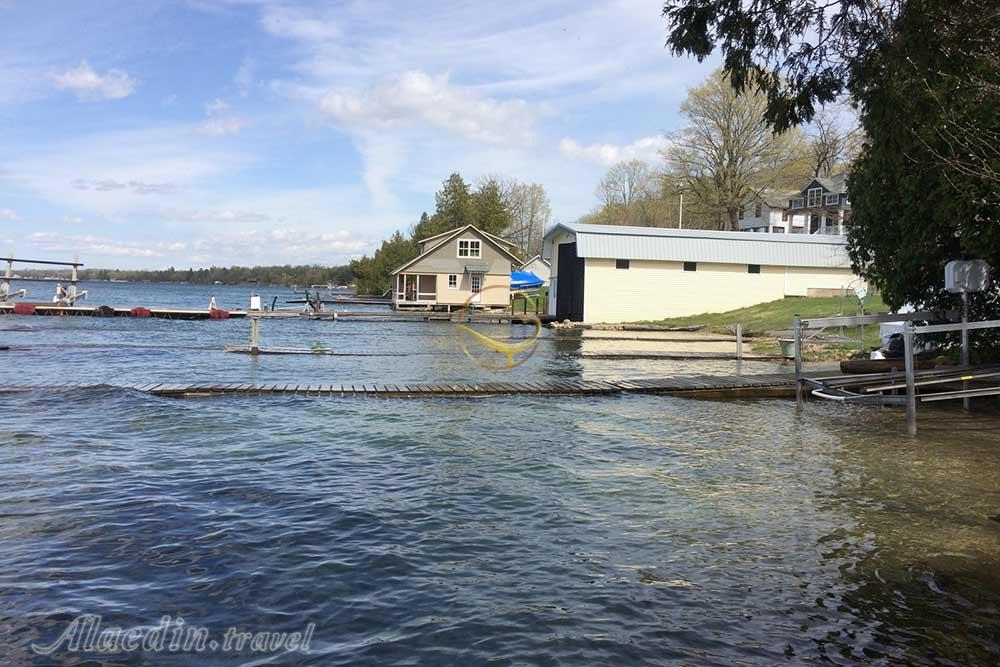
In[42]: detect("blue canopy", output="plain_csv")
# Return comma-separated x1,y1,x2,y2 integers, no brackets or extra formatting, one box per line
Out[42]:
510,271,544,290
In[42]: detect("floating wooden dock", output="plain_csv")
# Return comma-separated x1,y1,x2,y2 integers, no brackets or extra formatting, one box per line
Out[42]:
0,372,805,399
0,303,551,323
0,303,250,319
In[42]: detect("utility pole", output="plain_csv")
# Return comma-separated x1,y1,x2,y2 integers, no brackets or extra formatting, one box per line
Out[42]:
678,194,684,229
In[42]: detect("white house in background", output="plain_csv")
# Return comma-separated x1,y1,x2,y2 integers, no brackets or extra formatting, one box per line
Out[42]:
738,189,809,233
739,172,852,235
789,172,852,235
542,222,861,323
518,255,551,285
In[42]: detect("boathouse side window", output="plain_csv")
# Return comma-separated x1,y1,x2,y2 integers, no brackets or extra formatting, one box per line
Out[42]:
615,259,630,270
470,274,482,293
754,202,762,217
748,264,761,274
458,239,481,258
683,262,697,272
448,274,458,288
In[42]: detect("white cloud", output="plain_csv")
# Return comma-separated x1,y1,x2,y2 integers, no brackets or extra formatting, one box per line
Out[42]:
234,57,254,96
2,125,252,217
72,178,178,195
27,232,177,258
198,116,249,136
319,70,534,145
559,135,670,167
0,207,18,220
260,5,339,42
51,61,136,101
198,98,247,135
205,98,229,115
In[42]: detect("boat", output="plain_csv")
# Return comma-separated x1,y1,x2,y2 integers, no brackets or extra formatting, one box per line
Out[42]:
839,358,938,374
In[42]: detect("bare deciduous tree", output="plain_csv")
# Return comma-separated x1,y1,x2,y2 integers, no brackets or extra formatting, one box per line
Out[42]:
663,70,808,230
481,174,552,257
808,104,863,177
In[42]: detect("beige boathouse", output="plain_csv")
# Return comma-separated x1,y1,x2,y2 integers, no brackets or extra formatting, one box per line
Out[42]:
542,223,861,323
391,225,521,311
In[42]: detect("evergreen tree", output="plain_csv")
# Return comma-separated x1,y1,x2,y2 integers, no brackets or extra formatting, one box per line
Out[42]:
349,231,419,295
471,179,513,236
429,173,472,235
411,212,435,241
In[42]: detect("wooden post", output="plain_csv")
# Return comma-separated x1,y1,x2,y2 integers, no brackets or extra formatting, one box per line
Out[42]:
793,314,803,409
250,316,260,355
1,257,10,301
961,291,970,410
735,322,743,375
903,322,917,435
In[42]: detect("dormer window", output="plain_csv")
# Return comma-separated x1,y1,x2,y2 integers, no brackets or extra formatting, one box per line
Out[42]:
791,198,804,209
807,188,823,207
458,239,481,258
824,193,840,206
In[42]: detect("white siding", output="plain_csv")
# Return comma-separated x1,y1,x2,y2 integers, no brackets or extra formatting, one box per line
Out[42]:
581,258,857,323
783,266,855,297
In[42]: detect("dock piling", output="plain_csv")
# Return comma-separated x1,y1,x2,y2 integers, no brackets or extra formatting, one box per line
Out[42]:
735,322,743,375
250,316,260,354
793,314,802,409
903,322,917,435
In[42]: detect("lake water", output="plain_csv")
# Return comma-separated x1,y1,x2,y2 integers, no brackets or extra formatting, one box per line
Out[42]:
1,281,998,665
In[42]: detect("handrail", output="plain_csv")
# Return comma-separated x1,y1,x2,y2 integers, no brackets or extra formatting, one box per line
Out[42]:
4,257,84,267
801,309,957,329
912,319,1000,334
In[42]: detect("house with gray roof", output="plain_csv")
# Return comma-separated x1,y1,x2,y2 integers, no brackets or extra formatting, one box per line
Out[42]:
739,173,852,235
542,222,860,322
390,225,521,311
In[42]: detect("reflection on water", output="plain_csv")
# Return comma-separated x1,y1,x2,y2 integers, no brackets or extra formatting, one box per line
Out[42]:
0,281,998,665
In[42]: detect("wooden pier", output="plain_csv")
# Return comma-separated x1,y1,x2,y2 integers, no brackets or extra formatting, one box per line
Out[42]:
0,303,552,323
0,372,805,399
0,303,250,319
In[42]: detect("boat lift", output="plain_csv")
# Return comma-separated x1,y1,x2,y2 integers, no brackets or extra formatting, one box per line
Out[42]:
793,261,999,434
1,256,87,305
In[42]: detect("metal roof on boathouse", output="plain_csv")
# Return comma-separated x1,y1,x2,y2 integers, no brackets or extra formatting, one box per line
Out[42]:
542,223,851,269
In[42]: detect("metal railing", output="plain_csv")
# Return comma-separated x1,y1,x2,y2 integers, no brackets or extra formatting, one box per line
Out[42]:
791,309,958,409
792,309,1000,434
900,319,1000,433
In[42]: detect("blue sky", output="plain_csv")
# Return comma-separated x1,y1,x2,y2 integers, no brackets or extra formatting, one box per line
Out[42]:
0,0,717,268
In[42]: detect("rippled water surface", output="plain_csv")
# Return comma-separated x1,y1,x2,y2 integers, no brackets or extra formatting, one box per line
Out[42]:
1,282,998,665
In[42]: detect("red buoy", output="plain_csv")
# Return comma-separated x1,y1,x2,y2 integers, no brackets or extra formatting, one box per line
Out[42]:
13,302,36,315
209,308,230,320
131,307,152,318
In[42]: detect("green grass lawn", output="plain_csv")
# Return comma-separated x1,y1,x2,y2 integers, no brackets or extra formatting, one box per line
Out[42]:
510,287,548,314
636,294,890,359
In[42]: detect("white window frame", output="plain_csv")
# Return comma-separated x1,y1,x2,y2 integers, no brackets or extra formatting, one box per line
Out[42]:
807,188,823,207
457,239,481,258
448,274,458,289
824,193,840,206
470,274,482,293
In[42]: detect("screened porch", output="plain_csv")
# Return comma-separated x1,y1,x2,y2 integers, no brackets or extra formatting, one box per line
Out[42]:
394,273,437,305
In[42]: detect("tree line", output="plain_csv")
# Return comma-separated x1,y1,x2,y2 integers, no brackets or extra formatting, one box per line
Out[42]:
350,173,551,295
662,0,999,355
579,69,861,230
16,265,355,287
